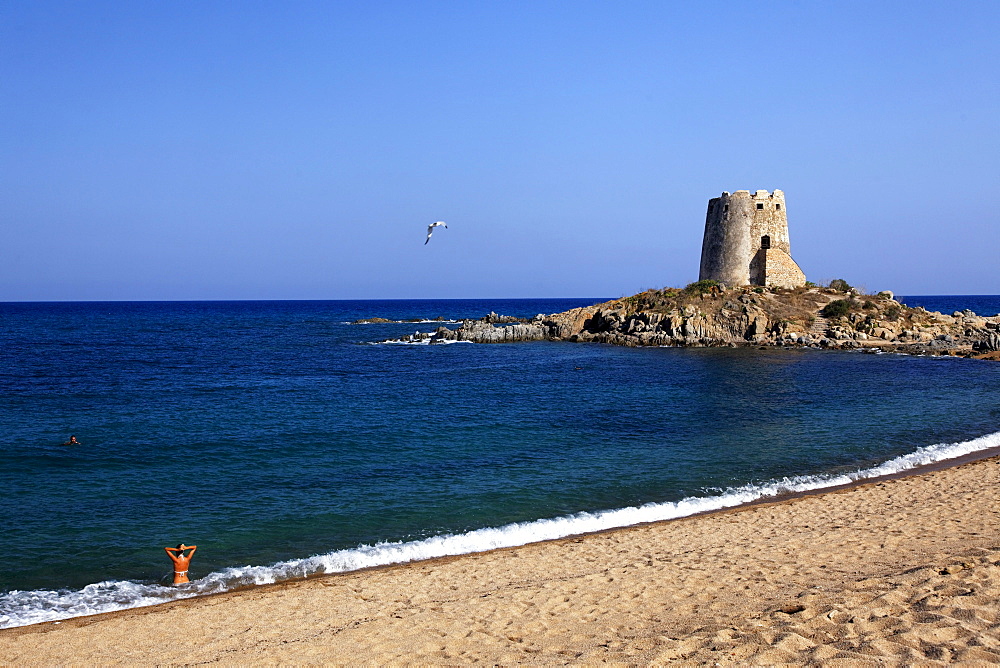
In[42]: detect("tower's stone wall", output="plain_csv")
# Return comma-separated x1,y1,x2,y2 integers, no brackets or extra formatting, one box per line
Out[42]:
749,247,807,289
699,191,752,286
748,189,790,255
699,189,805,288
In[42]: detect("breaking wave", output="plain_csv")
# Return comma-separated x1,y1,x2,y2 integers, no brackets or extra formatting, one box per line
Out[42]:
345,319,459,325
368,338,472,346
3,429,999,629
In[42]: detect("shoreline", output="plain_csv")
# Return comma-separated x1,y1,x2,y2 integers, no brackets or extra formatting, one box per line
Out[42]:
4,447,1000,663
3,432,999,632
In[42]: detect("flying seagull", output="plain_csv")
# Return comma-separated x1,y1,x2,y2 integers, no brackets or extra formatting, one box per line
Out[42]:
424,221,448,245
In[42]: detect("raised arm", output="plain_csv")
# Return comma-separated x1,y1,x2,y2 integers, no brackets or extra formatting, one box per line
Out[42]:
165,545,197,556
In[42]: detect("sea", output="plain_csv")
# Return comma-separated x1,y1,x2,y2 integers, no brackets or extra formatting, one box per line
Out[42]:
2,295,999,629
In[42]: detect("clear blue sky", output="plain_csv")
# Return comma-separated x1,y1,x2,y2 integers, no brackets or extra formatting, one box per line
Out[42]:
2,1,997,300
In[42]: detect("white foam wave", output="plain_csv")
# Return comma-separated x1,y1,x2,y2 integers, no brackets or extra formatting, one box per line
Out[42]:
370,338,472,346
345,320,459,325
0,580,197,629
3,429,999,629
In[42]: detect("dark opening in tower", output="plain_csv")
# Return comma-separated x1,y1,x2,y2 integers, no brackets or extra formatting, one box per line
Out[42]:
761,235,771,249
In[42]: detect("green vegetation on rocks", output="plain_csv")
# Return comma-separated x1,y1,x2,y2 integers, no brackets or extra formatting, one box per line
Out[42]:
683,280,722,296
821,299,853,319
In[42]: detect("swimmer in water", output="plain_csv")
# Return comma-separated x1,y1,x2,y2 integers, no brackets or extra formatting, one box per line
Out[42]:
164,544,197,584
62,435,80,446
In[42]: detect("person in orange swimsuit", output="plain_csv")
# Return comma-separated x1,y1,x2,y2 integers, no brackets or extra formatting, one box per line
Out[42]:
164,544,197,584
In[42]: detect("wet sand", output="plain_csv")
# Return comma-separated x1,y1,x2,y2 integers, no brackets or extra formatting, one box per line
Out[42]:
3,456,1000,665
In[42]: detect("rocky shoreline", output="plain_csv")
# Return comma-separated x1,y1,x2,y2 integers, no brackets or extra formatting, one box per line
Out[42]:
375,284,1000,359
352,316,455,324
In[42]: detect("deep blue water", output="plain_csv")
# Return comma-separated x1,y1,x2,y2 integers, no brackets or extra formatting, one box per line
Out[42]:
898,294,1000,316
2,296,1000,627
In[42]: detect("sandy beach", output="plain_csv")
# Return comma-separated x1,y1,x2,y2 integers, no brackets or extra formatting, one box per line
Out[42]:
3,455,1000,665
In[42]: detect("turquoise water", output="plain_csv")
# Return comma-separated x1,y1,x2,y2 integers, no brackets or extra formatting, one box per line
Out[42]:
2,296,999,627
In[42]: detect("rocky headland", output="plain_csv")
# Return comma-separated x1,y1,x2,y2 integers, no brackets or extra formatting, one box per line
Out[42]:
352,316,454,324
380,281,1000,359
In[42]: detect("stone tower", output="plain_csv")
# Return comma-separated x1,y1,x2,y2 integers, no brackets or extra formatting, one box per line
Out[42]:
698,189,806,288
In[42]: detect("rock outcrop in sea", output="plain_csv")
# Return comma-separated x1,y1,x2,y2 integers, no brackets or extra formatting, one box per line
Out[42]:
377,283,1000,359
